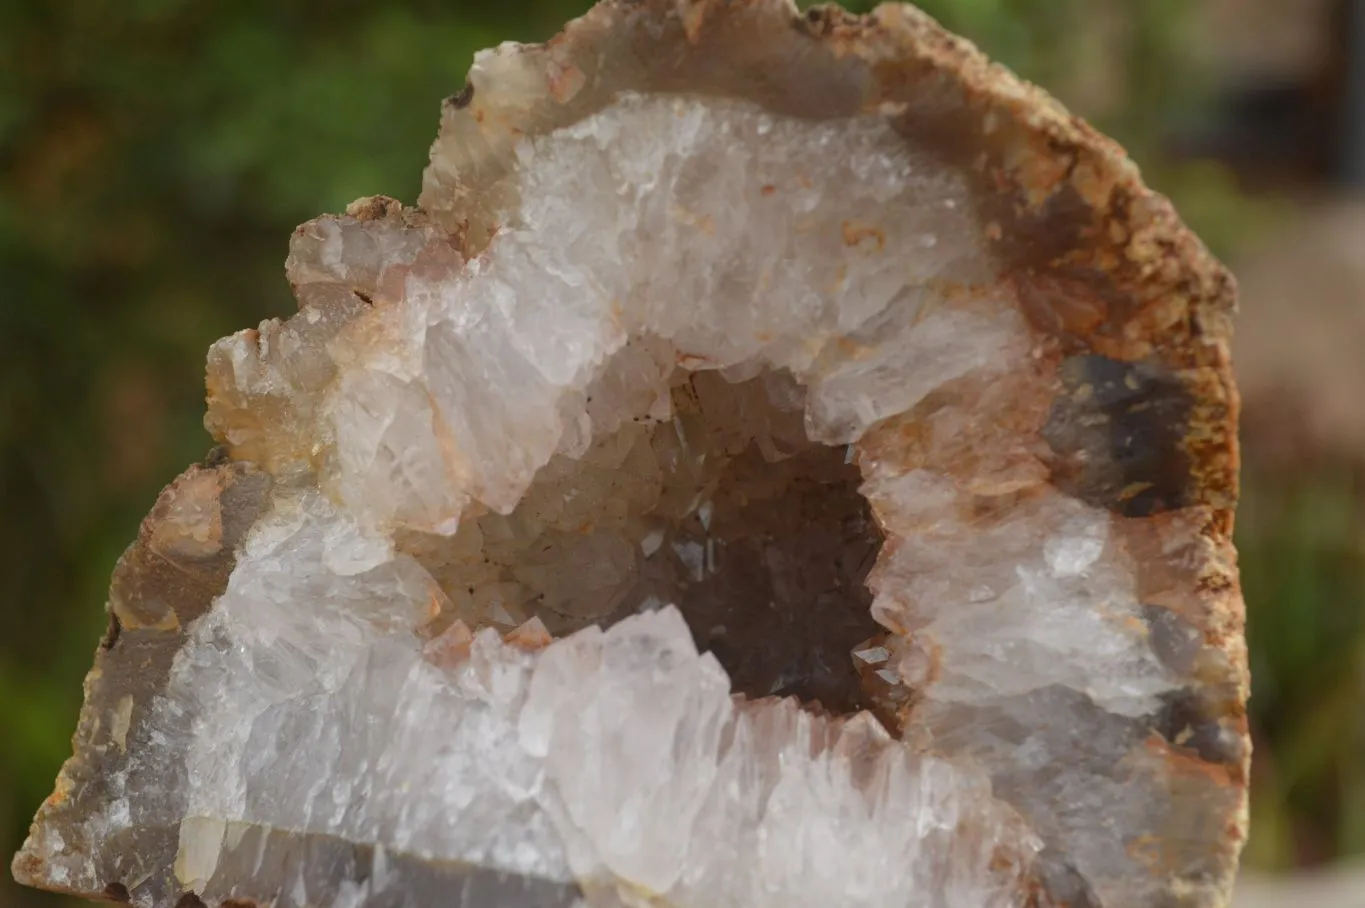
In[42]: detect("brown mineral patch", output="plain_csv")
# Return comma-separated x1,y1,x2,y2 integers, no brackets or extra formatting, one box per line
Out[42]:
344,194,403,222
1011,270,1111,346
504,617,554,650
1114,508,1245,660
1006,143,1076,210
424,619,474,668
44,773,74,808
444,83,475,111
547,62,586,102
683,0,708,43
1140,732,1241,788
841,220,886,251
856,354,1057,491
147,466,226,561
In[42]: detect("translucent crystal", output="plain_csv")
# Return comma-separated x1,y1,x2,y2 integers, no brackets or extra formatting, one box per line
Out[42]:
14,2,1248,907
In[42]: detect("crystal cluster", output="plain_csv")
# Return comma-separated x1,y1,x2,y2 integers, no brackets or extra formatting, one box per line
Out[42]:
14,2,1248,907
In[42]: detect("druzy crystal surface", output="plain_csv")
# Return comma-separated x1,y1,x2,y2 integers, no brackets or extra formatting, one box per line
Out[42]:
14,2,1248,907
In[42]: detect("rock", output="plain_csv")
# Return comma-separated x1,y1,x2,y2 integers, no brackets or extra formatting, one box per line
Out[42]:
12,1,1247,907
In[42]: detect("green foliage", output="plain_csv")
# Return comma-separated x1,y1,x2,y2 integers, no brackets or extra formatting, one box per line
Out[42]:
1238,468,1365,869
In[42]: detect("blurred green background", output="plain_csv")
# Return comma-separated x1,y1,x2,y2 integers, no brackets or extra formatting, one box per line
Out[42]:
2,0,1362,905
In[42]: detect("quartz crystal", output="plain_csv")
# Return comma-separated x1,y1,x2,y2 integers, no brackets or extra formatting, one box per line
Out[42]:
13,2,1248,907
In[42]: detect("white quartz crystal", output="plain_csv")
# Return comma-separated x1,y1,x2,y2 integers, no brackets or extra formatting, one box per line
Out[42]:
142,493,1033,908
210,95,1012,531
170,90,1178,908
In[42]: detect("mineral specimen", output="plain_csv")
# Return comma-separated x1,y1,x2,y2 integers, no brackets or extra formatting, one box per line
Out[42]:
13,1,1248,907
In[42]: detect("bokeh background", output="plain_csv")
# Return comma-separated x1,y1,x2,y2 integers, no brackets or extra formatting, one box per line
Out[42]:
3,0,1364,905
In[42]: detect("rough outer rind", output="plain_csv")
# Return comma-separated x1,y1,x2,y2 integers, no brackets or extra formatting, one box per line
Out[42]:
15,2,1247,907
12,461,273,905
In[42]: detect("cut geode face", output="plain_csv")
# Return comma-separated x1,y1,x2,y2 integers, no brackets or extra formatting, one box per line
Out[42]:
13,2,1247,908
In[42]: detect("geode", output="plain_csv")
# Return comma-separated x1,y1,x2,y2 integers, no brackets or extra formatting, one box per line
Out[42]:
13,2,1247,907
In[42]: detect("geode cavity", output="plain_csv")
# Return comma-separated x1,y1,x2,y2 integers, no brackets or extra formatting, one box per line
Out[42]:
14,3,1247,907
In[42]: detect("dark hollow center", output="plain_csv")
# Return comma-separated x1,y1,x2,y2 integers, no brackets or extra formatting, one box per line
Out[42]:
409,367,885,715
610,434,884,713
